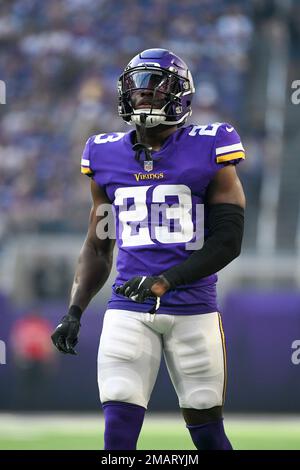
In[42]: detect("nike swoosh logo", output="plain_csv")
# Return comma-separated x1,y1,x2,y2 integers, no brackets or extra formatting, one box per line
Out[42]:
226,126,234,132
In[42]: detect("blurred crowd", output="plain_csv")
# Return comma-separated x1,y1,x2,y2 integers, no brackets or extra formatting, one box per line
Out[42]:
0,0,255,237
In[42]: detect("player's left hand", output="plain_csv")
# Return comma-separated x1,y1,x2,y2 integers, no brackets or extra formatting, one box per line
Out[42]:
116,275,170,303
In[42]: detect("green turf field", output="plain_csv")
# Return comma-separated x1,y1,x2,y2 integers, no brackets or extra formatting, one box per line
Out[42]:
0,414,300,450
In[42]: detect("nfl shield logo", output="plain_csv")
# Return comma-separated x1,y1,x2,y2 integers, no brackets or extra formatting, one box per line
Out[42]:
144,160,153,172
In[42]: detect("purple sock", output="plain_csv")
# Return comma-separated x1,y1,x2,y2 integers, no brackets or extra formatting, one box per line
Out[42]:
102,401,146,450
187,419,233,450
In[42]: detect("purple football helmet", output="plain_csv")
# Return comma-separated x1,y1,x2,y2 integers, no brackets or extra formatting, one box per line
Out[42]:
118,48,195,128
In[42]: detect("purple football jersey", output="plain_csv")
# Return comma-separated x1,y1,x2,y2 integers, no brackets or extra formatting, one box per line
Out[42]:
81,122,245,315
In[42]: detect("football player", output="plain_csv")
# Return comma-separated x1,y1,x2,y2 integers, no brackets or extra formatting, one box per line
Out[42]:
51,48,246,450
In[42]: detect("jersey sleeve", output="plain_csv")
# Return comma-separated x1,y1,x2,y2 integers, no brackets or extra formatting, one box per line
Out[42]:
80,136,95,177
214,123,245,165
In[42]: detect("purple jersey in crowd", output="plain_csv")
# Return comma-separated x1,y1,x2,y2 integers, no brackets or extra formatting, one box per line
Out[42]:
81,122,245,315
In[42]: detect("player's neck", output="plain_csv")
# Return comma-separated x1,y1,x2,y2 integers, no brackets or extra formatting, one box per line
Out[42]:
135,125,178,152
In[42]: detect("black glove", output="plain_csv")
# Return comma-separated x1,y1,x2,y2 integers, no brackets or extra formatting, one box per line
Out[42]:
51,306,82,355
116,276,161,303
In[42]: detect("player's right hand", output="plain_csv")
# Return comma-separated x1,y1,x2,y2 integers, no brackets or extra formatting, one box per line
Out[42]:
51,314,81,355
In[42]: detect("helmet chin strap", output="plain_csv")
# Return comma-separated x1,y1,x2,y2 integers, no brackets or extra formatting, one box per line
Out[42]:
132,113,153,163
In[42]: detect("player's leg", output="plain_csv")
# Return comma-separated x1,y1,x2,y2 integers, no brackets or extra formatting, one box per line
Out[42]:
181,406,232,450
98,309,162,450
163,312,232,450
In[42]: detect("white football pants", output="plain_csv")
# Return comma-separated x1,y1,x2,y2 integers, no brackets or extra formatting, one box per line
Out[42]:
98,309,226,410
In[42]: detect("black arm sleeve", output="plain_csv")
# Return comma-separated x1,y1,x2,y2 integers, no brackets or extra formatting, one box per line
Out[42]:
161,203,244,289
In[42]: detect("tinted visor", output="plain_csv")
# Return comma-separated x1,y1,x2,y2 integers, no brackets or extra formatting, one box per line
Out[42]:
123,70,182,95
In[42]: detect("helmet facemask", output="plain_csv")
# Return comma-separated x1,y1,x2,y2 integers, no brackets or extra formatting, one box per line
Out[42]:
118,66,194,128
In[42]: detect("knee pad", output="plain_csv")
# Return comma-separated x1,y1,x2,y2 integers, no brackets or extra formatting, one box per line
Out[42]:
100,376,137,404
185,387,222,410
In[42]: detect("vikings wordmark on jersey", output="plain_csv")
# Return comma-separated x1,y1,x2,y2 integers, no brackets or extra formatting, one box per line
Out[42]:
81,122,245,315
